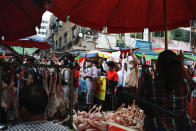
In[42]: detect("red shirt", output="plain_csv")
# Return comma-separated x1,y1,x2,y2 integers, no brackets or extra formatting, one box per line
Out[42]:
106,70,118,91
74,69,79,88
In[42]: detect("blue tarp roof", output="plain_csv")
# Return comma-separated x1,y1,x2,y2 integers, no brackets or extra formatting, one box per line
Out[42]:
20,35,47,43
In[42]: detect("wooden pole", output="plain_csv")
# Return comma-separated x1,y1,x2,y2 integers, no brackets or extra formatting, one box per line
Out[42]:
163,0,168,50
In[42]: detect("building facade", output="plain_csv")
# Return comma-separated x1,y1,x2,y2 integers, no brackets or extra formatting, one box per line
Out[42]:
46,15,82,53
47,14,192,54
37,11,51,38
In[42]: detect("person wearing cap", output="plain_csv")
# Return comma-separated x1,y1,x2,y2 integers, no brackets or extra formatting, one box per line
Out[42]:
83,58,98,111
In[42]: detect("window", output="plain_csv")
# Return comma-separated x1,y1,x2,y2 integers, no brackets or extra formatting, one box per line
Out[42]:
40,26,47,29
168,29,190,42
152,31,165,37
72,26,76,39
64,32,67,43
59,37,62,48
130,33,143,39
38,31,46,35
116,34,125,47
119,33,125,37
152,29,190,42
42,20,48,24
39,32,46,35
191,20,196,28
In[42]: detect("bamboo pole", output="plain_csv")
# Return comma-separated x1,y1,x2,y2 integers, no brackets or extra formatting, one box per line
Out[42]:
163,0,168,50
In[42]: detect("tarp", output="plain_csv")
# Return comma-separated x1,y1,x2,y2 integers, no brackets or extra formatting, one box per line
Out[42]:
81,50,112,58
136,54,158,60
184,55,196,61
11,46,37,55
136,54,195,61
98,52,112,58
2,35,51,50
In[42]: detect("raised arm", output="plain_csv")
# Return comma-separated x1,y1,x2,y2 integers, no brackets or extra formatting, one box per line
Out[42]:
141,52,146,65
83,53,87,70
40,56,50,64
50,49,60,65
130,50,139,67
141,52,150,80
121,53,125,72
2,53,8,62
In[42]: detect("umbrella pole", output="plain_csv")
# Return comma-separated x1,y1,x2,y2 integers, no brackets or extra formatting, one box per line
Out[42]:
22,47,24,62
163,0,168,50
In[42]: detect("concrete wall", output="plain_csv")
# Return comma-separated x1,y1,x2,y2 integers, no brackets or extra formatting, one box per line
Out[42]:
53,22,80,52
96,33,118,49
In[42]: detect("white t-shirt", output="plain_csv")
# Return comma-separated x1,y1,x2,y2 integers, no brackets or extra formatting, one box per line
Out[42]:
117,70,123,87
61,68,69,83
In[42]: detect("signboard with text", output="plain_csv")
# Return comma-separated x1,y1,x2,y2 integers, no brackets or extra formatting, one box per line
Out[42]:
135,40,151,51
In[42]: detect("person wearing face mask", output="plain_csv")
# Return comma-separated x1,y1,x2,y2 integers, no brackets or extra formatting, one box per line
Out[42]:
120,50,139,107
102,61,118,111
83,58,98,111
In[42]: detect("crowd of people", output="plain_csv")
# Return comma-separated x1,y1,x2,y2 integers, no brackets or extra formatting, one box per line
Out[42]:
0,49,195,131
76,49,196,130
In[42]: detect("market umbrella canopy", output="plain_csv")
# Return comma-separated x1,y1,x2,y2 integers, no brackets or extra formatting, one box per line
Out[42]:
0,0,45,41
11,47,38,55
2,35,51,50
49,0,196,33
81,50,112,58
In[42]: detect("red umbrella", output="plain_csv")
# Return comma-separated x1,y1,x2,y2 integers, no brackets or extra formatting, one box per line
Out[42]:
1,35,51,50
49,0,196,32
48,0,196,49
4,40,51,50
0,0,45,41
